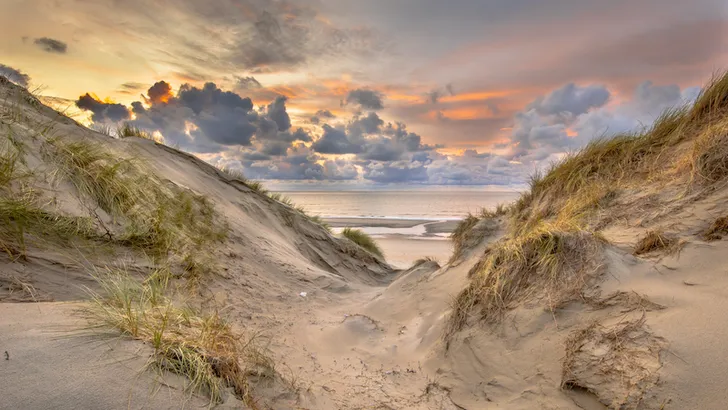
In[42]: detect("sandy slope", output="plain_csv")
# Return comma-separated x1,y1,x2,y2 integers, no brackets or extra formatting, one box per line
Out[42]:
2,76,728,409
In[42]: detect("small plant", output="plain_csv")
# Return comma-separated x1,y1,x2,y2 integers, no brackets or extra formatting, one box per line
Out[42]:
449,214,481,261
91,123,114,137
633,230,676,255
341,227,383,258
446,223,603,340
703,216,728,241
412,256,439,268
117,122,154,140
83,269,265,406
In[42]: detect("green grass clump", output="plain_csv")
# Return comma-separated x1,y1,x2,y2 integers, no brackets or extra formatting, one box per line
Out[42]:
0,132,95,257
0,193,95,258
47,138,228,258
48,139,141,217
341,227,384,258
84,269,264,406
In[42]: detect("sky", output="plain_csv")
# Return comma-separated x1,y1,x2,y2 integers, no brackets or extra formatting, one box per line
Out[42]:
1,0,727,186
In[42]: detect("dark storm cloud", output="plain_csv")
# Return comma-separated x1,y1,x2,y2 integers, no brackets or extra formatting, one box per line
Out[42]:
358,137,406,161
382,122,438,152
348,112,384,137
346,89,384,110
310,114,436,160
177,82,254,115
77,80,308,153
266,96,291,132
311,125,363,154
76,94,130,123
0,64,30,87
145,81,173,105
33,37,68,54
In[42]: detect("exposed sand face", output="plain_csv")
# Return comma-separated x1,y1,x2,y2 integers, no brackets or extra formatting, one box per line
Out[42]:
3,76,728,409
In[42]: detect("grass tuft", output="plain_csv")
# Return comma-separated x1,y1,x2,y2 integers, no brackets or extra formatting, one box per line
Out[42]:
703,216,728,241
690,119,728,183
446,223,603,340
411,256,440,269
117,122,155,141
341,227,384,258
46,138,228,259
633,230,676,255
84,269,265,406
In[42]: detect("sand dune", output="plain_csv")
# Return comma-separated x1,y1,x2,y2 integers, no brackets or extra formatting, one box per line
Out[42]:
2,72,728,409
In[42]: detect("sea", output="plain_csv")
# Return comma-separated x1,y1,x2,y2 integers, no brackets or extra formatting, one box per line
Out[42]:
269,185,523,268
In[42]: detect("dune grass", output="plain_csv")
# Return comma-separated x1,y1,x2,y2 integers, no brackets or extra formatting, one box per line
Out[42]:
84,268,268,406
0,192,96,258
341,227,383,258
633,230,677,255
91,123,114,137
0,131,96,257
703,216,728,241
46,138,229,258
411,256,440,269
446,223,604,339
447,71,728,338
117,122,154,141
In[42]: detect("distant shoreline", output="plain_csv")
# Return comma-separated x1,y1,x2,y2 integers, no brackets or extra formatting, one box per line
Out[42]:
323,217,459,235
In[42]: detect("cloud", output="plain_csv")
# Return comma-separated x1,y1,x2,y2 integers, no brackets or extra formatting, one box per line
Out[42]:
118,82,147,95
363,159,429,183
348,112,384,137
346,88,384,110
266,96,291,132
33,37,68,54
310,109,336,124
77,80,309,154
0,64,30,87
508,79,703,163
527,83,610,118
235,76,262,90
76,94,130,123
311,125,362,154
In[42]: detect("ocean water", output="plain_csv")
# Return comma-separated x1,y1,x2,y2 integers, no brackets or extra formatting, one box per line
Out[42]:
270,186,522,268
272,186,522,220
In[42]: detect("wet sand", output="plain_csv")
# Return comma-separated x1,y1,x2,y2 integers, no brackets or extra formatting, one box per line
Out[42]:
324,217,460,235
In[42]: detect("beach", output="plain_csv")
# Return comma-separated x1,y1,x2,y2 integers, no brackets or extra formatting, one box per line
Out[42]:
269,188,521,268
324,217,459,268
